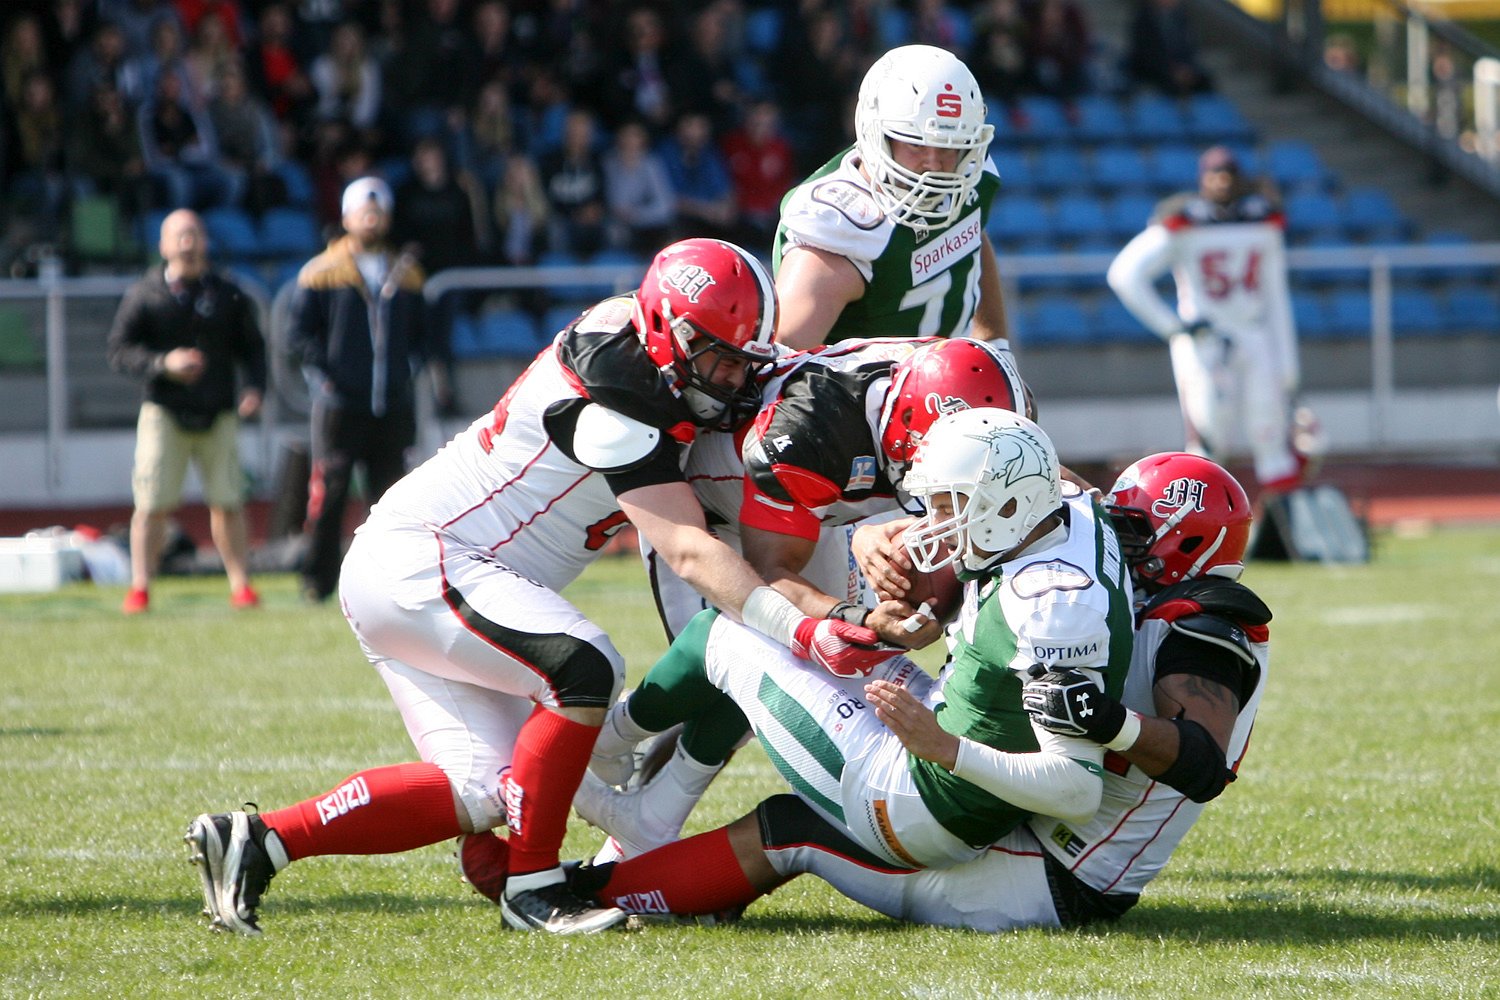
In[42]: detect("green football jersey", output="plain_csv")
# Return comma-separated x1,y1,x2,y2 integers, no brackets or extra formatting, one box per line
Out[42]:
773,148,1002,343
910,490,1135,847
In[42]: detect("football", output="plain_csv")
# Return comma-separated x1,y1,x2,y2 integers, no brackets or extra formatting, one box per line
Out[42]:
894,558,963,625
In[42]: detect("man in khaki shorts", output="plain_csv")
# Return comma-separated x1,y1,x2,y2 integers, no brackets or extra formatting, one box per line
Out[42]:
107,209,268,613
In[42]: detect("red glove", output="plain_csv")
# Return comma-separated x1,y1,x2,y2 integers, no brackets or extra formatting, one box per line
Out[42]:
790,618,900,678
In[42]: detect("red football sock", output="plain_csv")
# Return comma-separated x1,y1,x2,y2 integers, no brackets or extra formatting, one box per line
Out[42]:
260,762,462,861
505,706,599,877
599,827,763,915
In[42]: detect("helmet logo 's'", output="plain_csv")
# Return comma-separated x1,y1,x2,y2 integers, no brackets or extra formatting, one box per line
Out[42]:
661,264,716,303
936,85,961,118
1152,477,1208,518
923,392,970,417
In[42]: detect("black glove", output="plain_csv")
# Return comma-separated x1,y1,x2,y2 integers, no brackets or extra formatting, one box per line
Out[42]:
1022,665,1127,743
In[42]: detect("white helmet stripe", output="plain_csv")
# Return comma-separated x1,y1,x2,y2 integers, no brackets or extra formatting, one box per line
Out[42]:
742,246,778,347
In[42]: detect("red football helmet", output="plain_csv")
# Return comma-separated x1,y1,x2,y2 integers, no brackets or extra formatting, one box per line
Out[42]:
878,339,1026,468
1106,452,1252,589
635,238,779,431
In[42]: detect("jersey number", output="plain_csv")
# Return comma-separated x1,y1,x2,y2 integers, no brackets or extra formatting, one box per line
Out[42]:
896,265,979,337
583,511,631,551
1198,250,1261,300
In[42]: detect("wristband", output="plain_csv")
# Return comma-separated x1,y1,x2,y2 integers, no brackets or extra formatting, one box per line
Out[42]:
741,586,803,647
828,600,871,627
1104,710,1142,752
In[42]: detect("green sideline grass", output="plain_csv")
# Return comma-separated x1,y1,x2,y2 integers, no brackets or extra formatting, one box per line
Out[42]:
2,525,1498,999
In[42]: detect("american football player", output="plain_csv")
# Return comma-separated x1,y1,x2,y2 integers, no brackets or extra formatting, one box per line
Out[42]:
575,338,1029,862
183,239,888,937
1108,145,1307,492
773,44,1011,351
566,452,1270,932
539,410,1134,909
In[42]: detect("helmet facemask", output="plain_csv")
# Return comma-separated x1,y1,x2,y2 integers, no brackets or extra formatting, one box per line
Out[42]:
662,300,770,432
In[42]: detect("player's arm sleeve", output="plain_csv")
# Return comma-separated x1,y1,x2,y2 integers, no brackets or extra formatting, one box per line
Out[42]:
969,232,1010,347
951,724,1106,824
1106,225,1183,340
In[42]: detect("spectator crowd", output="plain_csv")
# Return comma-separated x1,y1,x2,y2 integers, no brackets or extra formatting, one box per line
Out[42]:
1,0,1211,278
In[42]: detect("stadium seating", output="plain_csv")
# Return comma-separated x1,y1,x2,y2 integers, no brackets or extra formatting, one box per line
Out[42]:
988,195,1052,246
1052,193,1111,243
257,208,321,259
1443,286,1500,333
1091,297,1157,344
1021,296,1091,345
1147,145,1201,193
1390,288,1445,336
1107,192,1159,240
1072,95,1130,145
1032,146,1090,193
1284,191,1344,240
1264,140,1330,192
1184,93,1258,145
203,207,260,260
1090,146,1152,193
465,309,542,359
1322,288,1372,339
1128,94,1189,143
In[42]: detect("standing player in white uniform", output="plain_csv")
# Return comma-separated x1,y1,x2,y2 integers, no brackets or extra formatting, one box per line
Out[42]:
182,239,890,937
773,45,1011,352
1108,145,1306,492
547,411,1138,918
567,452,1268,930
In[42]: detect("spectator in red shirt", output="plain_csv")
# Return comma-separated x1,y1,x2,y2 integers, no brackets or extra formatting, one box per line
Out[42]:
722,99,795,253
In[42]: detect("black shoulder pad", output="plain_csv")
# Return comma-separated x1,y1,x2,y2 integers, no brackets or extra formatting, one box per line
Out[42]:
1146,577,1271,627
1169,613,1257,668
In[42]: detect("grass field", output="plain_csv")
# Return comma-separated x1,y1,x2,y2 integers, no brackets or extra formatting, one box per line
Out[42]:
3,524,1499,999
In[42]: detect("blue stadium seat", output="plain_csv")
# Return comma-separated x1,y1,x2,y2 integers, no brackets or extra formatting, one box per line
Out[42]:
1184,93,1257,144
990,148,1034,192
257,207,321,258
542,302,593,338
1021,296,1091,345
1290,292,1331,339
1418,230,1491,284
1091,146,1152,193
1017,96,1072,140
1091,297,1157,344
277,160,315,208
987,195,1052,246
1032,146,1088,192
474,309,542,358
1341,186,1410,243
1265,140,1329,192
744,8,782,54
449,312,484,359
1323,289,1372,339
1072,95,1129,144
1443,286,1500,333
1285,191,1344,239
1128,94,1189,142
203,207,259,259
1295,231,1366,287
877,9,911,49
1391,288,1445,336
588,247,647,295
1051,194,1110,242
136,208,170,250
1107,192,1159,240
1148,145,1200,193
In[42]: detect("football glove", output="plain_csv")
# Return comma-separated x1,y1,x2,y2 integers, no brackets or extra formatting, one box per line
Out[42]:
791,618,899,678
1022,665,1127,743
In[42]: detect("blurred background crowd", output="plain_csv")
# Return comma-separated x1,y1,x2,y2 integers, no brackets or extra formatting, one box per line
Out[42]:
0,0,1214,279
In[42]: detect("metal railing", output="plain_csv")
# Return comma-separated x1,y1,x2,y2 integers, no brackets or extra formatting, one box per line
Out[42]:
1205,0,1500,198
1,248,1495,504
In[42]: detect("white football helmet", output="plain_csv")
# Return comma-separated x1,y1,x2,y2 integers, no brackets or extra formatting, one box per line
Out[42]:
855,45,994,230
902,408,1062,575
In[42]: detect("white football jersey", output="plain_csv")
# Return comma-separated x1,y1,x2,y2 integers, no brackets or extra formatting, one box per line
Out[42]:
1027,603,1270,897
362,298,692,592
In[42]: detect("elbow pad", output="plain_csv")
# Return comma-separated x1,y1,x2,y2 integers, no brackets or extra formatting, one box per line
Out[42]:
1153,718,1234,803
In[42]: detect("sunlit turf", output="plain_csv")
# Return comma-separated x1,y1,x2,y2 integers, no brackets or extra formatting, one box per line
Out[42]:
2,525,1497,998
